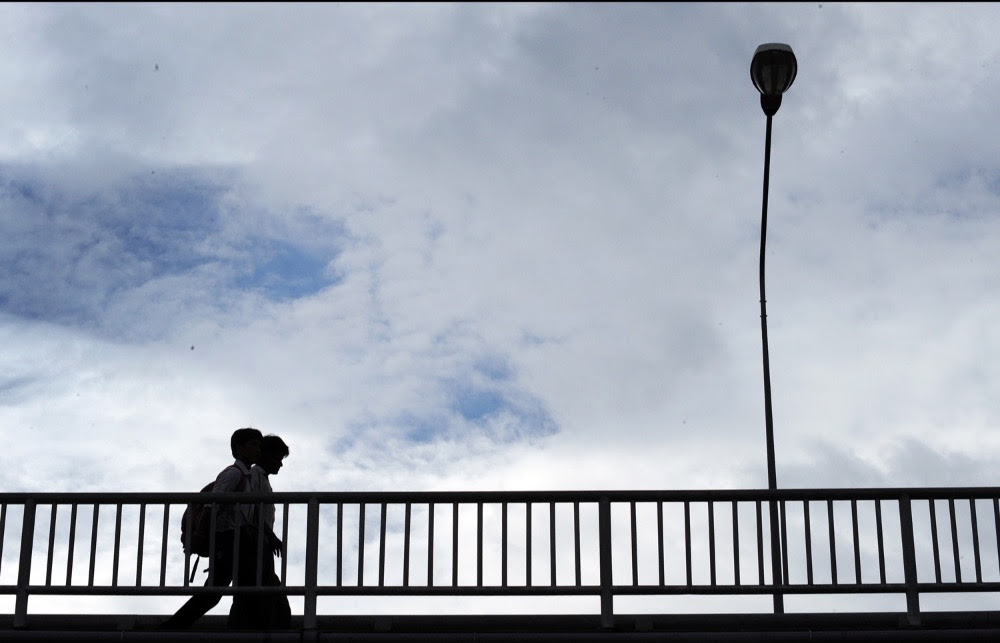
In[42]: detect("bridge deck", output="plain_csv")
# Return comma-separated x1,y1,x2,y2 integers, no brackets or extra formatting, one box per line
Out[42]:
0,611,1000,643
4,612,1000,641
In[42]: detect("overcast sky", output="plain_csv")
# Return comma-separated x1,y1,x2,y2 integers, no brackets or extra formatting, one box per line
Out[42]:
2,2,1000,501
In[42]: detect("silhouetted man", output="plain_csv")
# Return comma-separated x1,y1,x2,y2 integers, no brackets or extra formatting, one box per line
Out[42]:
159,427,262,629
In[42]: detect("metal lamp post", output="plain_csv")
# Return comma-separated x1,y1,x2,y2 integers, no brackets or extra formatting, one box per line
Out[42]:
751,42,797,614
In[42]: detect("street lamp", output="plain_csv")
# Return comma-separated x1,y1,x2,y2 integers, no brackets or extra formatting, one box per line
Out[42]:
751,42,797,614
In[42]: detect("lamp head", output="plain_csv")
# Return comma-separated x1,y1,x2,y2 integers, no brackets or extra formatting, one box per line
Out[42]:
751,43,797,116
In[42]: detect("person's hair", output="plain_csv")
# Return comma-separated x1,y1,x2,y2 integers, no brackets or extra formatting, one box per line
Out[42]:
231,427,264,457
261,434,290,459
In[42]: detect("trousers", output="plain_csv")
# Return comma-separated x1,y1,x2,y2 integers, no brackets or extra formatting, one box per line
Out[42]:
160,528,259,629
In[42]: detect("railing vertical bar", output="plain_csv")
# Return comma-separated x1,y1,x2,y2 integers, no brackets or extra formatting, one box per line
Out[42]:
851,499,861,584
0,504,5,578
756,500,764,585
88,505,100,587
708,501,717,587
970,498,982,583
994,498,1000,578
303,497,319,633
230,514,240,592
526,502,533,586
403,502,412,587
598,496,613,629
550,502,557,587
0,504,6,579
67,504,79,586
337,502,344,587
827,500,837,585
732,501,740,587
256,502,265,587
898,494,922,626
804,501,813,586
684,501,692,587
182,504,193,587
112,503,123,587
358,503,366,587
204,502,218,587
136,503,146,586
159,505,169,588
378,502,387,587
780,500,789,586
630,501,638,586
875,499,886,585
13,500,37,629
452,501,459,587
281,502,289,585
501,503,508,587
478,502,484,588
769,495,784,613
575,501,583,587
45,504,57,586
929,500,941,584
948,498,961,583
427,502,435,587
658,502,666,587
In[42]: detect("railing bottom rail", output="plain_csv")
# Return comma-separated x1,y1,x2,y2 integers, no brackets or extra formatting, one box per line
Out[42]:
4,612,1000,642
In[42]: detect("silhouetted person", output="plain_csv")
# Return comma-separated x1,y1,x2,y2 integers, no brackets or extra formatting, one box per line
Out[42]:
229,433,291,629
159,427,263,630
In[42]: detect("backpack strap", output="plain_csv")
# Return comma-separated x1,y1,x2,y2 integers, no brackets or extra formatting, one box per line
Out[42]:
225,464,249,492
213,464,249,493
222,464,253,528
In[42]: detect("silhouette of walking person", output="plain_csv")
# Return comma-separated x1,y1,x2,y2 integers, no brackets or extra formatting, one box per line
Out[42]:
229,433,291,629
159,427,262,630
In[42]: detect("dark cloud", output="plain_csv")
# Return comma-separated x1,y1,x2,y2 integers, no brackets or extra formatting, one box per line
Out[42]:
781,437,998,489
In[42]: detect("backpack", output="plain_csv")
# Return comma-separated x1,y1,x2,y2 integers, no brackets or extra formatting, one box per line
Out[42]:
180,465,248,558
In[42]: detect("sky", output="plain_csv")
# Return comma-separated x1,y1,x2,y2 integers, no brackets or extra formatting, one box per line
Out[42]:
2,1,1000,617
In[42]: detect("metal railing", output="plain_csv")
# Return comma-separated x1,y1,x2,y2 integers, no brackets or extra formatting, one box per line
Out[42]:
3,488,1000,630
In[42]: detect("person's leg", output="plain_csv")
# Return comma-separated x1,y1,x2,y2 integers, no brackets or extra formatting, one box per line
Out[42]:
258,546,292,629
268,553,292,629
160,533,236,629
228,528,263,629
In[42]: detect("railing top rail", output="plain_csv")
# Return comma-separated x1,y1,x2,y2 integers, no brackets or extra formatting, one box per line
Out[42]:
1,486,998,504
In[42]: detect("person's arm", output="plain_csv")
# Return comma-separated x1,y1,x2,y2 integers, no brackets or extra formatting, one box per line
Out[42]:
263,524,283,557
258,474,283,556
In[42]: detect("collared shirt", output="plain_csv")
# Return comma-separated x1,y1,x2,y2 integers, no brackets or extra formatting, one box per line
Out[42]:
211,460,253,531
249,465,275,530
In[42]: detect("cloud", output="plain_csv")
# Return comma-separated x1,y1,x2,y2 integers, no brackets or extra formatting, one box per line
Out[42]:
0,4,999,596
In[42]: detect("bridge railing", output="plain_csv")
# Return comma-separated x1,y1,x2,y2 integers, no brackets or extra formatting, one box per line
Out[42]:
2,488,999,629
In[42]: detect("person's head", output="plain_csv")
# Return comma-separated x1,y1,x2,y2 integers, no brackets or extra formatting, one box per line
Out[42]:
231,427,264,466
258,434,289,476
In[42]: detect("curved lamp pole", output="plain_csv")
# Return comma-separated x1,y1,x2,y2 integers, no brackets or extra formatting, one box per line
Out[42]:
751,42,797,615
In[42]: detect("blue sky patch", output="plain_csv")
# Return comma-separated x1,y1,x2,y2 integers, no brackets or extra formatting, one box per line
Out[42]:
452,386,506,421
446,369,558,442
234,237,341,300
332,362,559,454
0,165,346,334
471,354,514,382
